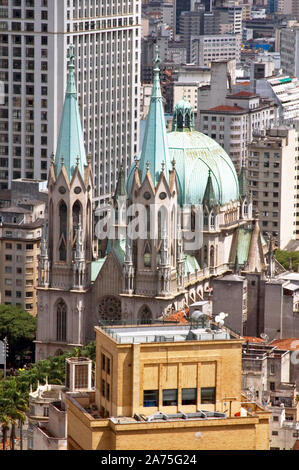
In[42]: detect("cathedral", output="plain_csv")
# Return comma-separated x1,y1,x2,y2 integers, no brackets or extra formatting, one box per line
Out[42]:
35,48,268,361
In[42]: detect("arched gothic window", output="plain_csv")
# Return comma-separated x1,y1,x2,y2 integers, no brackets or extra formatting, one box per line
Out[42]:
144,241,152,267
210,211,215,229
72,200,81,247
204,211,209,228
59,201,67,261
139,306,152,325
210,246,215,267
56,300,67,342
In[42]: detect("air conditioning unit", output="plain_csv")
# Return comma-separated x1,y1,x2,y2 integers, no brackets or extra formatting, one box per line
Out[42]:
65,357,93,392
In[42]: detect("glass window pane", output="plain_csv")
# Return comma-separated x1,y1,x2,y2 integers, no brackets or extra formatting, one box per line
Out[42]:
143,390,158,407
201,387,216,404
163,389,178,406
182,388,197,405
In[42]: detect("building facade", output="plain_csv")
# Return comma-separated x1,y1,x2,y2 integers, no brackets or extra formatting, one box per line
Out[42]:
0,0,141,204
35,48,268,361
0,179,47,315
248,127,297,248
66,323,271,450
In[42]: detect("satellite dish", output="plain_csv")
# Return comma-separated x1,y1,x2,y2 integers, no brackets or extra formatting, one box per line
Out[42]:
215,312,228,325
260,333,269,342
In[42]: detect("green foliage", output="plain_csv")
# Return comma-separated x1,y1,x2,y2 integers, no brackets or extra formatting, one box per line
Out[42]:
0,342,96,415
275,250,299,271
0,304,37,365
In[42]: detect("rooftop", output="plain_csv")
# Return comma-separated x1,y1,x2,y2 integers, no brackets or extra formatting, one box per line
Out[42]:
99,323,239,345
208,105,246,113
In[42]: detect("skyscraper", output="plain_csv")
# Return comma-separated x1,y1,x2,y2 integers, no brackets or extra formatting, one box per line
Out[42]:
0,0,141,204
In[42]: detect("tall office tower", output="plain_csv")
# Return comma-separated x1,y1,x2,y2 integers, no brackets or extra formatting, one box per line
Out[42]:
175,0,191,34
0,0,141,204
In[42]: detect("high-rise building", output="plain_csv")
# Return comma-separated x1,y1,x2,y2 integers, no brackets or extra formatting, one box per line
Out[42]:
248,127,297,248
0,0,141,204
280,24,299,80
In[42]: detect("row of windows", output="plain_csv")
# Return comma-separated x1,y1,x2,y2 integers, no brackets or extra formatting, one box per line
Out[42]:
143,387,216,408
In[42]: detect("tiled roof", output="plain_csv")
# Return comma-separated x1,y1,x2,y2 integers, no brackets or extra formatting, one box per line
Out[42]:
242,336,265,343
229,91,255,98
269,338,299,350
208,105,246,113
165,309,189,324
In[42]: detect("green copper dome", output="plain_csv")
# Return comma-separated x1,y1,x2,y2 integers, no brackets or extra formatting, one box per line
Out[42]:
127,51,239,206
167,129,239,206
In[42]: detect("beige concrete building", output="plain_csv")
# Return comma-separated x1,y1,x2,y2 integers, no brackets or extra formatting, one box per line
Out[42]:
66,322,271,450
248,127,297,248
173,82,199,115
0,179,47,315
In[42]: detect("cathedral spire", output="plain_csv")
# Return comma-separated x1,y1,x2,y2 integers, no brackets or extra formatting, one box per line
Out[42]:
55,45,87,180
202,170,217,209
138,46,171,187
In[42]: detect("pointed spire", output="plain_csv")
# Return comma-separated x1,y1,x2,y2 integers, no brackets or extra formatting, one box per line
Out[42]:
40,220,49,258
239,165,249,198
55,45,87,180
138,46,171,187
66,44,77,96
202,170,217,209
114,165,127,200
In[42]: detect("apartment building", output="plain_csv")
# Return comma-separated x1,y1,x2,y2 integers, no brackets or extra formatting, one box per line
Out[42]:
197,62,278,171
191,33,241,66
280,24,299,80
66,322,271,450
256,75,299,126
0,178,46,315
248,127,297,248
0,0,141,204
242,340,299,450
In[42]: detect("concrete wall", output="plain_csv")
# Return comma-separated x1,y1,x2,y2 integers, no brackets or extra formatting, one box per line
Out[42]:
212,277,245,335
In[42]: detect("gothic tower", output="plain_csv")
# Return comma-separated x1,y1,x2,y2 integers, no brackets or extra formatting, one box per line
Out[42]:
120,48,185,323
35,48,94,361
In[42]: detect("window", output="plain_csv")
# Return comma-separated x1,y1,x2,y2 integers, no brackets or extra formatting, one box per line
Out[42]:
272,431,279,436
102,354,105,371
163,389,178,406
143,390,159,407
56,300,67,342
201,387,216,404
270,382,275,391
182,388,197,405
43,407,49,417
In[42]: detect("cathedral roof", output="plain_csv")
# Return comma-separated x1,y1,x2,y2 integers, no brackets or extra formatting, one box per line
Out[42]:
128,47,171,189
167,129,239,206
55,47,87,180
127,50,239,207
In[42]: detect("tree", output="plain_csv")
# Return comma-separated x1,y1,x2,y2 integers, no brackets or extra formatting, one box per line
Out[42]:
275,250,299,272
0,398,10,450
1,377,28,450
0,305,37,367
0,341,96,449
